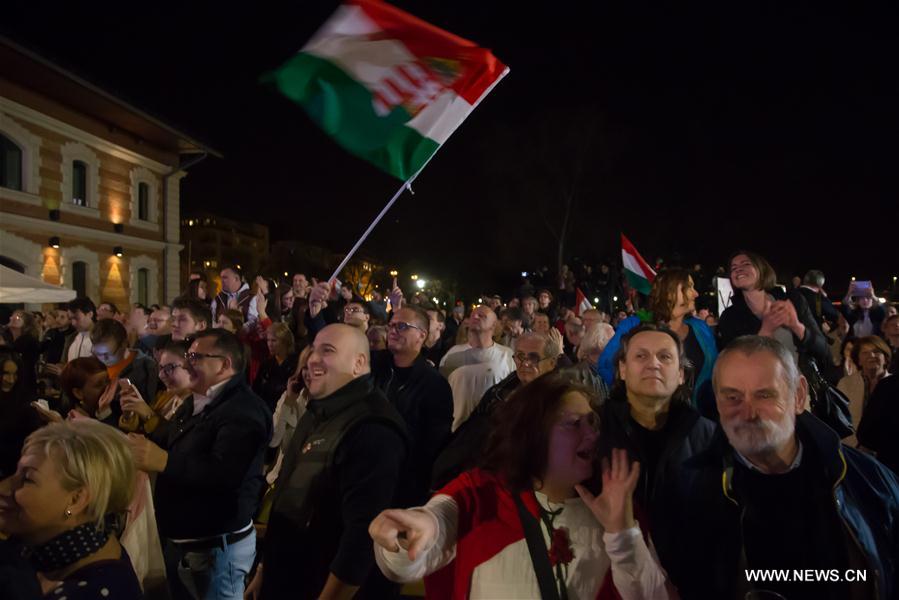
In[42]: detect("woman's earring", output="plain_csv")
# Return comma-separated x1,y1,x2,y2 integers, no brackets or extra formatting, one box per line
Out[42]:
64,508,72,518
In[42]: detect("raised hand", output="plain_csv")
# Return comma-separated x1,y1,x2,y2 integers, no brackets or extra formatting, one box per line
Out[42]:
118,380,153,419
575,448,639,533
255,290,268,319
308,282,331,318
389,278,404,312
369,508,437,561
547,327,563,354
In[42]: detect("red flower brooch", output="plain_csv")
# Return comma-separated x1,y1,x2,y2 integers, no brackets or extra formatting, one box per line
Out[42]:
548,526,575,567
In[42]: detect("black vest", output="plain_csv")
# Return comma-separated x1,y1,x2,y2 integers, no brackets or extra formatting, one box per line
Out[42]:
262,376,407,598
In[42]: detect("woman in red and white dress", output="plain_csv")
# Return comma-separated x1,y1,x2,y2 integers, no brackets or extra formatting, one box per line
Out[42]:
370,375,671,600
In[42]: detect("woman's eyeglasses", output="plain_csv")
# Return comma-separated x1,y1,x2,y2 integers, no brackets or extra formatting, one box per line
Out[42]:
159,363,184,377
557,411,600,433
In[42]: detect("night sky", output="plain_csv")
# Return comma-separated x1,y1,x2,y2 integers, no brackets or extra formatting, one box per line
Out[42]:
4,2,897,297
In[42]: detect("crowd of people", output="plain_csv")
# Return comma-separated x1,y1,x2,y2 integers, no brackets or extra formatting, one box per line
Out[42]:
0,253,897,600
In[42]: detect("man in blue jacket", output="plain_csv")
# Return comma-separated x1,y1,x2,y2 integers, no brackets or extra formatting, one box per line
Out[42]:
668,335,899,599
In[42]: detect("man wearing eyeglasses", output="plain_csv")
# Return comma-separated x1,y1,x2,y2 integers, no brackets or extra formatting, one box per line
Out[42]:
371,305,453,507
342,301,371,332
431,331,560,490
128,329,272,600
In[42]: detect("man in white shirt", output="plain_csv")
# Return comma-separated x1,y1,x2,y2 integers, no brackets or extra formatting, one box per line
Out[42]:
439,305,514,378
65,297,96,363
439,305,515,430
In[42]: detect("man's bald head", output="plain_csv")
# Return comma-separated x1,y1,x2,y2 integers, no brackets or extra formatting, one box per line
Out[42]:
306,324,371,399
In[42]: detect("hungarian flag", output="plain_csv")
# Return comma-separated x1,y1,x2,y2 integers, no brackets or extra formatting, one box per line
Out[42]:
621,234,656,296
575,288,593,317
266,0,509,180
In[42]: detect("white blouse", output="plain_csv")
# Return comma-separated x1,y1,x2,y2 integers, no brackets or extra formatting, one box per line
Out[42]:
375,491,669,599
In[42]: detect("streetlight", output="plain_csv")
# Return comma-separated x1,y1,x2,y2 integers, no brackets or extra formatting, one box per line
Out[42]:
389,270,398,277
416,279,426,289
411,274,419,281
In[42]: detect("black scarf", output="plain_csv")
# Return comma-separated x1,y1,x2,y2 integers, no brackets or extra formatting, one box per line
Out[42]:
25,513,122,572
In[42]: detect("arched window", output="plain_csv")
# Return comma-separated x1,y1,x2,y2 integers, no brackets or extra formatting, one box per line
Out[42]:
0,133,23,191
137,268,149,306
72,261,87,298
72,160,88,206
138,182,150,220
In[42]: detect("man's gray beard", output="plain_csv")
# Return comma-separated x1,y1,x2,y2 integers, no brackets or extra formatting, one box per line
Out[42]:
723,411,796,457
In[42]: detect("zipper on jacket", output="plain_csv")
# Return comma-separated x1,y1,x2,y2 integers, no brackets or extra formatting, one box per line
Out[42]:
832,449,880,599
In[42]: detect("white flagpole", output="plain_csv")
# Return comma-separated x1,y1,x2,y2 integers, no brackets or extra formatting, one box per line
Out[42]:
328,67,510,284
327,174,417,283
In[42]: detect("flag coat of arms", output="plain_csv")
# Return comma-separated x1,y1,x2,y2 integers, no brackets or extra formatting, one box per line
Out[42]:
575,288,593,316
266,0,509,180
621,234,656,296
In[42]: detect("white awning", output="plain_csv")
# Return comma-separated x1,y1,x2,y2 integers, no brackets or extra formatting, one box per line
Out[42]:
0,264,77,303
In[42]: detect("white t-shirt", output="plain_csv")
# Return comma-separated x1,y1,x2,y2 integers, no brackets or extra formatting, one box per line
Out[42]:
66,331,93,363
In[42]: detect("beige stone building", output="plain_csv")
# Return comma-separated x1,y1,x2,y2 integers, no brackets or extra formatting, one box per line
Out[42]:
0,38,219,309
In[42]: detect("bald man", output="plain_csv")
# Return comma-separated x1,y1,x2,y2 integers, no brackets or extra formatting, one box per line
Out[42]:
252,324,409,599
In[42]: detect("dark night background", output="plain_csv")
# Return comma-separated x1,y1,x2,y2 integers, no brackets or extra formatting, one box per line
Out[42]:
4,2,897,298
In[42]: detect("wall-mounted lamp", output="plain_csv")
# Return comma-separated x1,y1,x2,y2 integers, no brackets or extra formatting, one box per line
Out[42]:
49,237,60,249
113,246,124,258
113,223,124,233
49,209,60,221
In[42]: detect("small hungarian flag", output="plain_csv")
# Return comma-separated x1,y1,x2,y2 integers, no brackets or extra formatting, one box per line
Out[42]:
575,288,593,317
266,0,509,180
621,234,656,296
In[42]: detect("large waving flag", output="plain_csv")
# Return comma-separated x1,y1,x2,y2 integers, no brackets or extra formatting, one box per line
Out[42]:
265,0,509,180
621,234,656,295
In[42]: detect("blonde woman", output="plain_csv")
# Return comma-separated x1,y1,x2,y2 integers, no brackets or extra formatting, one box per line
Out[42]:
0,420,142,598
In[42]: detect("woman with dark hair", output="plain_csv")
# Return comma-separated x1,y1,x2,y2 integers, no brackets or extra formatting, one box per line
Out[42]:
718,251,828,368
598,268,718,407
838,336,892,443
185,278,209,303
0,352,43,479
59,357,115,420
252,322,299,412
370,375,669,599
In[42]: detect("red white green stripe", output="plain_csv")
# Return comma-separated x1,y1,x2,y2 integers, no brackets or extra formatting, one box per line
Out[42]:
621,234,656,295
265,0,509,180
575,288,593,316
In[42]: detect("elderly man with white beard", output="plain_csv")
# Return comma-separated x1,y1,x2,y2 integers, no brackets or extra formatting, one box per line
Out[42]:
663,335,899,600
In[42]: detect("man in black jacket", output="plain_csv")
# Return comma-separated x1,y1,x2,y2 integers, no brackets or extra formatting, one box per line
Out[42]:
248,324,407,600
372,305,453,507
669,335,899,599
430,330,561,490
128,329,272,600
598,324,716,588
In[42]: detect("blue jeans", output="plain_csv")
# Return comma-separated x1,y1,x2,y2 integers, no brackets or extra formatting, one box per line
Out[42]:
169,529,256,600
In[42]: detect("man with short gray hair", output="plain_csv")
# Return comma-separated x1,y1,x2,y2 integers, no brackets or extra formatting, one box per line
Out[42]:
664,335,899,599
430,331,559,490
